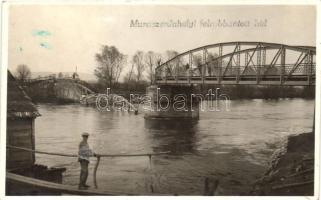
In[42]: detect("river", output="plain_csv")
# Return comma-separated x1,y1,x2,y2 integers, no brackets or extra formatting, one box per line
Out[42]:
34,99,314,195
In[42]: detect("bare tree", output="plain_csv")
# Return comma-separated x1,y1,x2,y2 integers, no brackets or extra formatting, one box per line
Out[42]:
132,51,145,82
144,51,162,84
123,70,136,87
123,62,136,89
164,50,186,77
94,45,126,87
16,64,31,82
126,62,135,83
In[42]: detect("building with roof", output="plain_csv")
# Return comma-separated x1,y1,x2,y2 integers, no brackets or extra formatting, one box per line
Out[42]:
6,71,40,170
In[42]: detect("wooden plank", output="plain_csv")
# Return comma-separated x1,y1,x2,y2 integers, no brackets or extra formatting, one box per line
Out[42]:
6,172,166,196
7,172,121,195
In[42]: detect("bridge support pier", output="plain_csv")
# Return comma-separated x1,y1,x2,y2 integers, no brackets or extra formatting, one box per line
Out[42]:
144,85,200,129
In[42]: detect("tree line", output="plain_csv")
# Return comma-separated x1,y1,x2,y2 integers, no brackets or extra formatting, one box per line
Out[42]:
93,45,185,89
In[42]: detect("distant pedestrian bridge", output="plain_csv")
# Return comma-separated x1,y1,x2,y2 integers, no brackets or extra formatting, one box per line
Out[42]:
155,42,316,86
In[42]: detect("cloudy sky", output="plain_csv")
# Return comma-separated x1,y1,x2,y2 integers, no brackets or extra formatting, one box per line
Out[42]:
8,4,316,80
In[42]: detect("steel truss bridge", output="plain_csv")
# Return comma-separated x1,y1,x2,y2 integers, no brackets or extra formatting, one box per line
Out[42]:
155,42,316,86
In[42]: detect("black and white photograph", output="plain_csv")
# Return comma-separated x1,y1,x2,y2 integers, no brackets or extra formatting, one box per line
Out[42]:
1,1,319,197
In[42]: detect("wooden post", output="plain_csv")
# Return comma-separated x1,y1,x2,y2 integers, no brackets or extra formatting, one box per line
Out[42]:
93,156,101,189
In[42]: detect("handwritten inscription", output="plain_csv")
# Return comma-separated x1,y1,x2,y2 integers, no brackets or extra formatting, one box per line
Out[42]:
130,19,267,28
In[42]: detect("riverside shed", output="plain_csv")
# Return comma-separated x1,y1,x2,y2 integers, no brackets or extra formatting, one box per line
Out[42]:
6,71,40,170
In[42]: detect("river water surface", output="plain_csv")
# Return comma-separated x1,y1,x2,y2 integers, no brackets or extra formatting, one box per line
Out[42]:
35,99,314,195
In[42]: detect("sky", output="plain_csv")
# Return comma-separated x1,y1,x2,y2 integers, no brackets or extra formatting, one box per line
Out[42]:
8,5,316,80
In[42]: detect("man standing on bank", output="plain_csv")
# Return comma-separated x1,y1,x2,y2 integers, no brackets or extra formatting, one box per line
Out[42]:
78,132,97,190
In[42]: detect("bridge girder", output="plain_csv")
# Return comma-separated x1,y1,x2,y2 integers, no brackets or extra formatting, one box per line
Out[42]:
155,42,316,86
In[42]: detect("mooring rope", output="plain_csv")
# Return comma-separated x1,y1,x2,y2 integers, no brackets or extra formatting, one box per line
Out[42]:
7,145,170,189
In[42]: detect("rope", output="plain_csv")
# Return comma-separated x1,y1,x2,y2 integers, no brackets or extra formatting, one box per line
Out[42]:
7,145,170,158
7,145,76,157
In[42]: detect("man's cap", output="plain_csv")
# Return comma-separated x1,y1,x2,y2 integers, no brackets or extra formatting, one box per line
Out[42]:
82,132,89,137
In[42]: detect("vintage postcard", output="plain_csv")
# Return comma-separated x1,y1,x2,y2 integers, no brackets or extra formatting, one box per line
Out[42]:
0,0,319,198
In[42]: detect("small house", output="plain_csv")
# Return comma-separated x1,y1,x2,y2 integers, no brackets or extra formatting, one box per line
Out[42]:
6,71,40,170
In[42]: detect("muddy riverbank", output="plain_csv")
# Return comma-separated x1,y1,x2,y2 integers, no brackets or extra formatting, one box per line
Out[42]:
252,132,314,195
